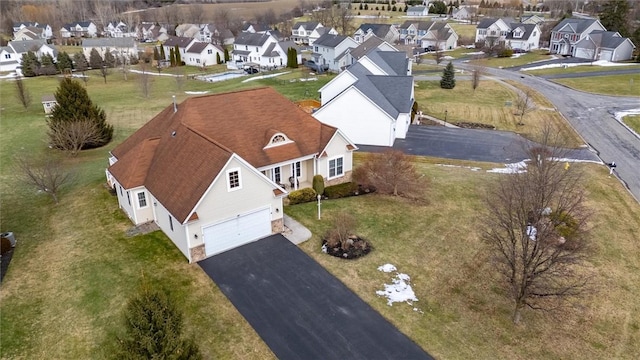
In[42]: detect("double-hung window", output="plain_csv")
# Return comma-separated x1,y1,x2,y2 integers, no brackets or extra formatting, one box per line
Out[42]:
137,191,147,208
227,168,241,191
328,157,344,178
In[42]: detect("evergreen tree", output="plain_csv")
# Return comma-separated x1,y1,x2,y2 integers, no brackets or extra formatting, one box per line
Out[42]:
103,50,116,68
440,61,456,89
118,283,202,359
39,53,57,75
73,52,89,73
159,45,166,60
216,52,222,64
169,47,176,67
153,47,160,61
57,51,73,73
89,48,103,69
48,78,113,149
174,45,182,65
224,47,230,62
20,51,40,77
599,0,630,37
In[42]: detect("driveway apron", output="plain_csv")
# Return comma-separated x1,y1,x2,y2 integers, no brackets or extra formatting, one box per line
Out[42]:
199,234,432,360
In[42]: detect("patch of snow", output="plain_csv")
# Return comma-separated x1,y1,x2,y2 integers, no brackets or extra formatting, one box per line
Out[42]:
299,77,318,82
376,272,418,307
521,60,639,71
551,157,603,164
184,91,209,95
466,51,485,56
613,108,640,139
437,164,481,171
241,71,290,83
0,72,18,79
442,55,455,60
511,53,526,58
487,161,528,174
526,225,537,240
129,69,180,77
321,243,327,253
378,264,397,273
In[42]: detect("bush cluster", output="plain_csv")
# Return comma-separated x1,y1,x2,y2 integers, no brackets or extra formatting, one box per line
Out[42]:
288,188,317,205
498,48,514,58
324,182,360,199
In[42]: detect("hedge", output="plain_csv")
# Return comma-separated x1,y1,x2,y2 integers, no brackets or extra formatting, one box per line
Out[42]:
288,188,317,205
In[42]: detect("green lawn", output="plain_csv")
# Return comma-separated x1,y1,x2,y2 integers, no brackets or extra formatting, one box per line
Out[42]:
525,63,640,76
287,154,640,360
552,74,640,96
467,50,553,68
623,114,640,134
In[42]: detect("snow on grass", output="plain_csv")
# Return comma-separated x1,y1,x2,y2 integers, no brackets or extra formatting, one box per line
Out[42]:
487,160,528,174
184,91,209,95
614,108,640,122
0,72,18,79
437,164,481,171
521,59,639,71
376,264,418,307
241,71,290,83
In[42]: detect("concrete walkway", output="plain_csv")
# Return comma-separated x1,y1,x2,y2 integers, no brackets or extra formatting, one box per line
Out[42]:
282,214,312,245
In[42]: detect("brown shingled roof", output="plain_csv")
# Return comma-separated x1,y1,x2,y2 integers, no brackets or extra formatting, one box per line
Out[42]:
109,87,340,223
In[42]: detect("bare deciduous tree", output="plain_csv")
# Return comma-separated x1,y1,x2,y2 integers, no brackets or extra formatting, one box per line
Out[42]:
139,63,153,98
48,118,110,156
14,154,73,204
94,0,115,33
324,212,357,251
187,4,205,24
14,76,32,109
471,66,484,92
514,89,535,125
481,128,591,324
353,150,427,200
100,65,109,84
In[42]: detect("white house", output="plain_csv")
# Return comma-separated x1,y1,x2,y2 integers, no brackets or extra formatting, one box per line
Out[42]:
162,36,197,63
82,38,138,61
549,18,607,56
475,18,511,46
138,23,169,42
419,22,459,50
41,94,57,114
291,21,323,45
184,42,225,66
345,36,399,66
574,31,636,61
103,21,136,38
314,49,414,147
452,6,477,21
0,40,58,72
505,23,541,51
13,22,52,39
308,26,338,46
231,32,299,69
311,33,359,72
353,23,400,44
199,24,235,45
241,23,271,34
106,87,356,262
60,21,98,38
175,23,201,38
407,4,430,17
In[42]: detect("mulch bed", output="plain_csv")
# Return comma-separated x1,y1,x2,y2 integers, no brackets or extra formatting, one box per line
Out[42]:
452,122,496,129
322,236,372,259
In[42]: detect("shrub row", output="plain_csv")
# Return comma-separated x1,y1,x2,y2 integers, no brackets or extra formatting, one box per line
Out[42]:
288,188,317,205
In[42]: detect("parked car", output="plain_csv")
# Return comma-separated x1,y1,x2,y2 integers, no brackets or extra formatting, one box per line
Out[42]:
304,60,329,73
424,45,436,52
244,67,259,74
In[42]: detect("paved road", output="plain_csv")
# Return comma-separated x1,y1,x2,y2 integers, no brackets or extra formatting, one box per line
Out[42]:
434,62,640,201
199,235,433,360
358,125,600,163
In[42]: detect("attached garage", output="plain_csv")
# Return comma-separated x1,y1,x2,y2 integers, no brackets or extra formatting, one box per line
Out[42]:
203,207,272,256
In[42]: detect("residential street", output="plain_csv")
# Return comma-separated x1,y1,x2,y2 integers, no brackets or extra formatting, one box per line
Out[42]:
416,63,640,201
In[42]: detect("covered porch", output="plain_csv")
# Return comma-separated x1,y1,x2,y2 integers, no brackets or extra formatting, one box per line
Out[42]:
259,156,316,192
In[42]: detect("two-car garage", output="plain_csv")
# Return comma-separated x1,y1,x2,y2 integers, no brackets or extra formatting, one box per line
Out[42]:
203,207,272,257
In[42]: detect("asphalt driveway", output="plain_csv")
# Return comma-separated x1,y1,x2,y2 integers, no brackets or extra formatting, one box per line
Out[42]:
357,125,600,163
199,235,432,360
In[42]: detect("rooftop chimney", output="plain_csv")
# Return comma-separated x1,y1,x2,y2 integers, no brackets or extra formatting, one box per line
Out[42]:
172,95,177,113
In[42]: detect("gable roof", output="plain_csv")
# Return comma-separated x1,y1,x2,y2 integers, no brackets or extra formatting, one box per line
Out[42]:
163,36,194,48
110,88,342,222
82,37,135,48
506,23,537,40
293,21,320,30
364,50,408,76
314,33,350,48
356,23,393,38
477,18,501,29
349,36,385,60
234,32,273,46
185,42,210,54
8,39,56,56
242,23,271,32
552,18,601,33
581,31,634,49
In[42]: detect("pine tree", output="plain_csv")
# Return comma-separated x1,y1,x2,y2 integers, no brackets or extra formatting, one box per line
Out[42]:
118,283,202,359
216,52,222,64
57,51,73,73
224,47,230,62
39,53,57,75
159,45,166,60
103,50,116,68
48,78,113,150
89,48,103,69
153,47,160,61
20,51,40,77
73,52,89,72
599,0,630,37
174,45,182,66
440,61,456,89
169,47,176,67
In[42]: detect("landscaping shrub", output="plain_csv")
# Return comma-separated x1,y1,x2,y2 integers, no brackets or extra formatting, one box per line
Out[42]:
287,188,317,205
498,48,514,58
324,182,358,199
321,211,372,259
312,175,325,195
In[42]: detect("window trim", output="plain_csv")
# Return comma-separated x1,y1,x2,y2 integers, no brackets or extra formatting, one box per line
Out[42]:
126,191,131,205
328,156,344,179
136,191,148,209
226,168,242,191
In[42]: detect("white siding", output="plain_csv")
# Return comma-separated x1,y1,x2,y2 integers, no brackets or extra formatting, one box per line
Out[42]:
358,57,388,75
186,157,282,249
316,132,354,180
320,71,358,105
153,195,190,260
396,113,411,139
315,88,395,146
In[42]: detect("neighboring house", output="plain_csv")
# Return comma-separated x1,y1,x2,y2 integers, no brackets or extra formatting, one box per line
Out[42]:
549,18,607,56
475,18,511,46
520,14,545,25
162,36,197,63
311,33,359,72
505,23,541,51
13,26,44,41
308,26,338,46
241,23,271,34
574,31,636,61
175,23,200,38
106,87,356,262
41,94,57,115
138,23,169,42
314,49,414,147
199,23,234,45
82,38,138,61
452,6,476,21
231,32,299,69
13,22,53,39
399,21,458,50
353,23,400,44
103,21,135,38
60,21,98,38
345,36,399,66
407,5,429,17
184,42,225,66
291,21,323,45
1,40,58,72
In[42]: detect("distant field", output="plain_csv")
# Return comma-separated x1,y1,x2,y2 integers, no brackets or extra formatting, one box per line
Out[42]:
553,74,640,97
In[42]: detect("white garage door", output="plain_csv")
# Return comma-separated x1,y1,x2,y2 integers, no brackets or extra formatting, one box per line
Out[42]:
203,207,271,256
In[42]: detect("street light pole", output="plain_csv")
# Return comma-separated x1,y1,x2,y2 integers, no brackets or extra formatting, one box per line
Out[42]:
444,109,448,126
317,194,322,220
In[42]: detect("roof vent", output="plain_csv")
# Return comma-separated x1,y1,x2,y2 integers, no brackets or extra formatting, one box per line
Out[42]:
171,131,176,137
172,95,177,113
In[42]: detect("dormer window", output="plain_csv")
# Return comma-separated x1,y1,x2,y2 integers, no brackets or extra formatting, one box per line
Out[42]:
265,132,293,149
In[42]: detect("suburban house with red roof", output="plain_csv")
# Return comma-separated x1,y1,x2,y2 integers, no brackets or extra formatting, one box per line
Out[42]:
106,87,356,262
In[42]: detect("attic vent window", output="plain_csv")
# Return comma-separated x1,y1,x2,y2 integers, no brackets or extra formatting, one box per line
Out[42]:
264,132,293,149
171,131,176,137
272,135,286,144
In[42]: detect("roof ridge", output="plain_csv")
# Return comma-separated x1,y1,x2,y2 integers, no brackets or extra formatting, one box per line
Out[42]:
181,120,235,156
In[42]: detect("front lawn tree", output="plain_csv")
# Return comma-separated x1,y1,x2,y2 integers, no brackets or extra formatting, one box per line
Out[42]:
440,61,456,89
14,154,72,204
481,136,591,324
20,51,40,77
514,89,535,125
89,48,103,69
48,78,113,152
56,51,73,73
353,150,427,200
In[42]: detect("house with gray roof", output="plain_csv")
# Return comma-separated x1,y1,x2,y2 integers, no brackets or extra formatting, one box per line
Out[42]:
549,18,606,56
184,42,225,67
505,23,541,51
346,36,399,65
475,18,511,46
574,31,635,61
13,22,53,39
82,38,138,61
353,23,400,44
199,24,235,45
60,21,98,38
231,32,299,69
407,5,429,17
162,36,197,63
313,49,414,146
311,33,359,72
291,21,323,45
0,39,57,72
